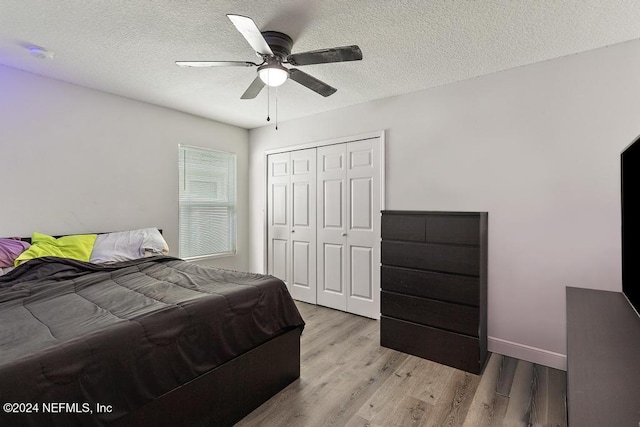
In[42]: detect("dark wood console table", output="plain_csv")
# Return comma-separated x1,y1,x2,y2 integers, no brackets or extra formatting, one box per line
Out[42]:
566,287,640,426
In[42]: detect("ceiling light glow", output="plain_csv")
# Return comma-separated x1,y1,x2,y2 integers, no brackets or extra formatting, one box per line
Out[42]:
258,63,288,87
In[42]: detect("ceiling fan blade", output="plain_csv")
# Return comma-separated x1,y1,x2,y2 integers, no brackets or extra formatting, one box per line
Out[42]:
175,61,257,67
287,45,362,66
241,76,266,99
227,14,274,56
288,69,337,97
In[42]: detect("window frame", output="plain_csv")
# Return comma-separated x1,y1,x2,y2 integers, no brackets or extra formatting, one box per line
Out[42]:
178,144,237,260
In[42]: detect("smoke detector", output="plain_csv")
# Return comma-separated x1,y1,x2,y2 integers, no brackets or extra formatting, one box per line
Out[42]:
27,45,54,60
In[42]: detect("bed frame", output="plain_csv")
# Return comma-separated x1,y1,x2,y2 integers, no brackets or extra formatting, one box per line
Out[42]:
13,231,302,426
113,327,301,427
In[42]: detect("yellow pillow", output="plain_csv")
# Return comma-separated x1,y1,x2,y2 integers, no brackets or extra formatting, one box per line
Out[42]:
15,232,97,266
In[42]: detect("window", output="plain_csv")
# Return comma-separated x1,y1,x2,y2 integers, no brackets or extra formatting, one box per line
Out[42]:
178,144,236,258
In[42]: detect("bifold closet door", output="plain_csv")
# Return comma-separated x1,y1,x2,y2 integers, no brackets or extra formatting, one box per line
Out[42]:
289,149,317,304
267,149,317,304
345,139,380,319
316,144,348,312
267,152,291,286
317,139,380,319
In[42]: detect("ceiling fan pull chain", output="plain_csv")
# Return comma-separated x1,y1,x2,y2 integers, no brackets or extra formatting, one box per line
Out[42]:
266,80,271,122
275,86,279,130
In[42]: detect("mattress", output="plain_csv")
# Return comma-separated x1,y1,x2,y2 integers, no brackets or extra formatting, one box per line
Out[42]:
0,256,305,426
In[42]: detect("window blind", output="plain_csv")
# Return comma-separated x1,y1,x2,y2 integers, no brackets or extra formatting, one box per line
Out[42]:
178,145,237,258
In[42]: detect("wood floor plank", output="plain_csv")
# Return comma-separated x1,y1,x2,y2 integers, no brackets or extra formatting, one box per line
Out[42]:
527,365,567,427
403,358,456,404
300,341,400,424
320,349,409,426
236,303,567,427
461,353,503,427
343,414,372,427
368,394,431,426
355,356,450,425
501,359,534,426
496,356,519,397
488,395,510,427
429,369,481,427
528,364,549,426
544,367,567,427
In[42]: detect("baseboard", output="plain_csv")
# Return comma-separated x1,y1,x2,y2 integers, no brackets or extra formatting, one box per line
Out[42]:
488,336,567,371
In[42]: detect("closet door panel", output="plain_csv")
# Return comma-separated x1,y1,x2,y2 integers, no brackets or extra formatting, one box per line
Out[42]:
289,149,317,304
317,144,347,311
272,184,288,225
267,152,291,285
322,180,344,228
292,241,310,286
350,246,373,299
271,239,288,281
350,178,372,230
322,243,344,294
345,139,380,319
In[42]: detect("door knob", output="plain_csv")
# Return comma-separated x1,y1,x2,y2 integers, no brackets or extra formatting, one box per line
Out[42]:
342,232,347,236
291,229,295,233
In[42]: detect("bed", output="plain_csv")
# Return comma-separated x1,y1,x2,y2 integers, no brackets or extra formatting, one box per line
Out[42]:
0,233,305,427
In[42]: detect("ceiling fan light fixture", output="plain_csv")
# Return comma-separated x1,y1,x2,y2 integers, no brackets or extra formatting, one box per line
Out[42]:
258,63,289,87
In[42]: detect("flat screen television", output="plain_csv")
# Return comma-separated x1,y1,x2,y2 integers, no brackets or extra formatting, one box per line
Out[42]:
622,134,640,315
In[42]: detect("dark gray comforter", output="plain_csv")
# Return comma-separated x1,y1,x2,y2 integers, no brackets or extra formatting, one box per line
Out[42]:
0,256,304,426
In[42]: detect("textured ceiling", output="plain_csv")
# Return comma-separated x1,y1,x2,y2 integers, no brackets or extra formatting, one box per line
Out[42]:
1,1,640,129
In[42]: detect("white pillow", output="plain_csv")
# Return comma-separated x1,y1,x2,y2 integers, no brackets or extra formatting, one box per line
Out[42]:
90,228,168,264
0,266,15,276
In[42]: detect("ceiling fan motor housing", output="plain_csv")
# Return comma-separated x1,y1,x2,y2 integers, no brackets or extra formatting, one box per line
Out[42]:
261,31,293,59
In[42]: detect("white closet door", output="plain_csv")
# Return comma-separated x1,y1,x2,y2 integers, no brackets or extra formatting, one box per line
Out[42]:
316,144,348,311
269,136,381,319
267,152,291,285
289,149,317,304
345,139,380,319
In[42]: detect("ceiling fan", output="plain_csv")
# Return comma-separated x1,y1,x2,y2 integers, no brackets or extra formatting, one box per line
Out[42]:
176,14,363,99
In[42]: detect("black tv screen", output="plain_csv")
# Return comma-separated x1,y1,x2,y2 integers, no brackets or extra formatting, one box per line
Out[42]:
622,134,640,315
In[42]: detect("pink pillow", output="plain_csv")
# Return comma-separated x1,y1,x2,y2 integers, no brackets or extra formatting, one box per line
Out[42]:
0,238,30,268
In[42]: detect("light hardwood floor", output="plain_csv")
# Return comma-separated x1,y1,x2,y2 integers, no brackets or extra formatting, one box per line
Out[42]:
236,302,566,427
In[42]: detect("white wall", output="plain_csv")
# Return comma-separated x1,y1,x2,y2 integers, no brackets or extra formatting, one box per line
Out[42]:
0,65,249,271
249,39,640,370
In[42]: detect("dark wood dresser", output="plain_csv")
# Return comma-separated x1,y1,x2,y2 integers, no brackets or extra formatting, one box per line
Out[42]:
380,211,488,374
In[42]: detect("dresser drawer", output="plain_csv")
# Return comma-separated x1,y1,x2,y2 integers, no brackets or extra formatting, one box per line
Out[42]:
381,266,479,306
381,212,481,245
381,291,479,337
381,214,425,242
381,241,480,276
425,215,480,245
380,316,483,374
